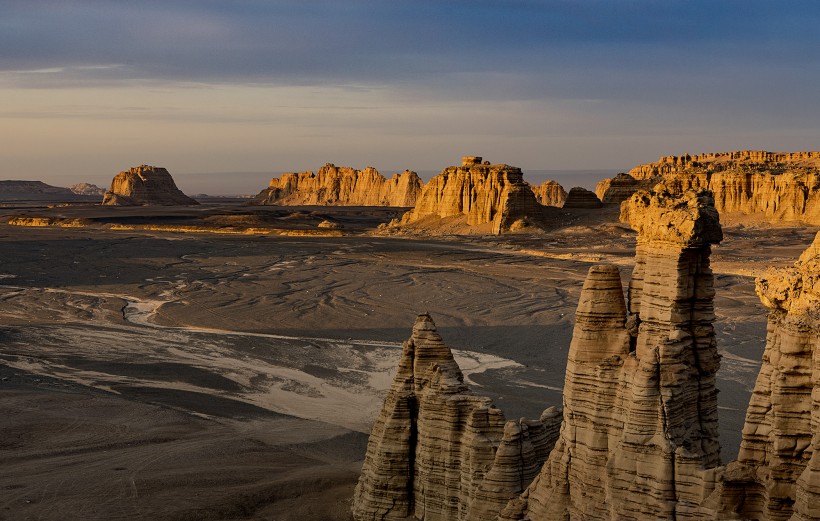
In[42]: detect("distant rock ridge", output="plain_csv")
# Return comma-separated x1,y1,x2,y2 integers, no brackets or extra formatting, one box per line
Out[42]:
253,164,422,207
351,313,561,521
395,156,552,234
102,165,198,206
68,182,105,196
596,150,820,223
530,180,567,207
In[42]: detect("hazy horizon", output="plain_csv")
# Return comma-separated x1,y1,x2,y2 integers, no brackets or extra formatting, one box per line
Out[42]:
3,1,820,187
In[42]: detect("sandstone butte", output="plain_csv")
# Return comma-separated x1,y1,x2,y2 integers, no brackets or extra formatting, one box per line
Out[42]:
560,186,602,208
529,180,567,207
595,151,820,224
353,183,820,520
102,165,198,206
253,164,423,207
395,157,551,234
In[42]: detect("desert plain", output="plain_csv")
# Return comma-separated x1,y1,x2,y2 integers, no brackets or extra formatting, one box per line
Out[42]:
0,201,816,520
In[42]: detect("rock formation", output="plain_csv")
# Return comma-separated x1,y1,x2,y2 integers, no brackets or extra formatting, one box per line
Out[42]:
501,185,723,520
594,172,652,204
703,232,820,520
561,186,603,208
352,314,561,521
530,180,567,207
0,180,81,201
68,182,105,196
253,164,422,207
102,165,198,206
598,151,820,223
396,157,551,234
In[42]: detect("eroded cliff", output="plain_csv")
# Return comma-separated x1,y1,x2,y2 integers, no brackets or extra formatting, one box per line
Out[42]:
351,314,560,521
530,180,567,207
597,151,820,223
395,157,551,234
254,164,422,207
102,165,198,206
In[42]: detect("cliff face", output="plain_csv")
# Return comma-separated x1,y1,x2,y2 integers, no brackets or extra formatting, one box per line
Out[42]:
561,186,602,208
530,180,567,207
706,233,820,521
505,186,723,521
598,151,820,223
594,173,652,204
254,164,422,207
351,314,560,521
397,157,549,234
102,165,198,206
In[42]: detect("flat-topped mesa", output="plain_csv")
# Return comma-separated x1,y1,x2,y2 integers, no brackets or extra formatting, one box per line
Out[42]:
102,165,198,206
396,157,550,234
253,164,422,207
598,150,820,224
705,232,820,520
352,314,561,521
530,180,567,207
561,186,602,208
508,186,723,521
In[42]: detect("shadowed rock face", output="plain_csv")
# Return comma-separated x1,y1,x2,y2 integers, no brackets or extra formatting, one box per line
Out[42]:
706,232,820,521
598,151,820,223
254,164,422,207
102,165,198,206
530,180,567,207
351,314,560,521
594,173,651,204
561,186,602,208
397,157,550,234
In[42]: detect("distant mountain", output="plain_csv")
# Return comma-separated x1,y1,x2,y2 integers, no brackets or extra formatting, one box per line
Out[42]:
68,182,106,196
0,180,96,202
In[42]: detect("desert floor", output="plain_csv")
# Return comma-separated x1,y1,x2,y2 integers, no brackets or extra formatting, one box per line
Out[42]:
0,203,816,520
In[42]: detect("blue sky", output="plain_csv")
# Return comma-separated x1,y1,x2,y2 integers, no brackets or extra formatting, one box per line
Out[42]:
2,1,819,193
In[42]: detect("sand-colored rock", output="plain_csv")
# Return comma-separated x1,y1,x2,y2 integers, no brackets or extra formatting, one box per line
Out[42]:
703,232,820,521
254,164,422,207
68,183,105,196
601,150,820,223
396,157,550,234
594,172,652,204
351,314,560,521
506,185,723,520
561,186,602,208
102,165,198,206
530,180,567,207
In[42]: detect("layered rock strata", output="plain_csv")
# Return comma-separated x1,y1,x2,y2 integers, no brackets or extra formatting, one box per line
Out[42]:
705,232,820,521
396,157,550,234
504,186,723,520
352,314,560,521
561,186,603,208
598,150,820,223
102,165,198,206
530,180,567,207
594,172,652,203
254,164,422,207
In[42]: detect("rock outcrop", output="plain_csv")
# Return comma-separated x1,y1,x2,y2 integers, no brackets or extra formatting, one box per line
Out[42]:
396,157,550,234
102,165,198,206
598,151,820,223
704,232,820,520
504,185,723,520
530,180,567,207
68,182,105,196
561,186,603,208
254,164,422,207
594,173,652,204
352,314,561,521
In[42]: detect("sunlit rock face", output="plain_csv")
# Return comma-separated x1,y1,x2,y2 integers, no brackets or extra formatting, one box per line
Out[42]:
102,165,198,206
599,151,820,223
397,157,550,234
706,231,820,521
530,180,567,207
503,185,724,521
351,314,560,521
254,164,422,207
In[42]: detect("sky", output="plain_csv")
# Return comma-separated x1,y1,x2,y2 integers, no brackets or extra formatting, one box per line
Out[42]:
2,0,820,194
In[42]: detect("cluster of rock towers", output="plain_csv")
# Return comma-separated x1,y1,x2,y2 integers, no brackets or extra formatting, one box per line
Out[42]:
353,183,820,520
